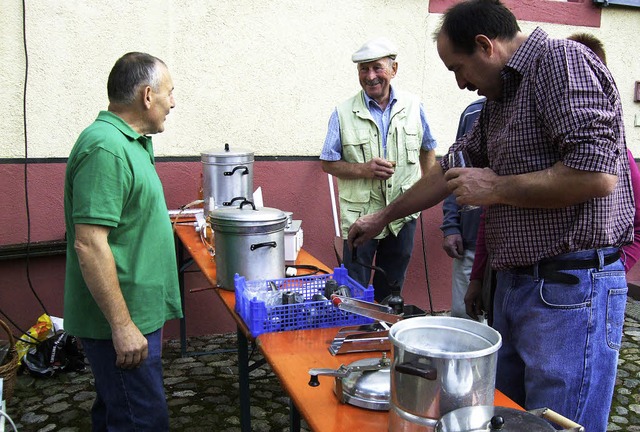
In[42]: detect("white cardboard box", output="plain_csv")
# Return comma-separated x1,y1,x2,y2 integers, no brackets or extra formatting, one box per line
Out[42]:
284,220,303,264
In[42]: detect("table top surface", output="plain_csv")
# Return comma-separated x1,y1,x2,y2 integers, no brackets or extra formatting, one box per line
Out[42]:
174,223,522,431
258,327,522,431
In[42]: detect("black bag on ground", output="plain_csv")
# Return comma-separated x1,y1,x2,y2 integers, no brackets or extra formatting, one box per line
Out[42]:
22,330,85,377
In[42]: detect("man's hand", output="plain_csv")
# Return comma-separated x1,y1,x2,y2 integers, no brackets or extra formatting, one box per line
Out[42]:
367,157,395,180
348,212,385,249
445,167,498,208
111,321,148,369
442,234,463,259
464,279,484,321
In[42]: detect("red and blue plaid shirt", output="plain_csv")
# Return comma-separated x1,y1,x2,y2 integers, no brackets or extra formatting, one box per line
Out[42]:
444,27,634,269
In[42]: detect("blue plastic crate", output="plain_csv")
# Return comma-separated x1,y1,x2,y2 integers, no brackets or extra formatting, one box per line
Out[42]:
234,265,374,338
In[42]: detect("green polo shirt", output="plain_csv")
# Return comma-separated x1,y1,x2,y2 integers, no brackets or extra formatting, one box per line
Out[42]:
63,111,182,339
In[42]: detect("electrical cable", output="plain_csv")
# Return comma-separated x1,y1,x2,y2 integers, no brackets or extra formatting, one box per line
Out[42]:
20,0,49,317
0,409,18,432
0,308,39,344
198,223,215,256
284,265,330,277
419,213,435,315
172,199,204,231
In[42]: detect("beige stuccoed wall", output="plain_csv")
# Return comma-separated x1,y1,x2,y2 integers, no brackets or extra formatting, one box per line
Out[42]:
1,1,639,159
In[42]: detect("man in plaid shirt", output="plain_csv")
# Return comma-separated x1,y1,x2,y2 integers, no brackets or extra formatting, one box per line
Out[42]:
348,1,633,430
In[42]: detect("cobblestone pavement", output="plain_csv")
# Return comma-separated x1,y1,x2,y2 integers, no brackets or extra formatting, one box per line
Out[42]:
3,300,640,432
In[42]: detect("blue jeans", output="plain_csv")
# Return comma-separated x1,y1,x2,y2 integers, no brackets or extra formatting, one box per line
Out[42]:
80,329,169,432
494,248,626,432
342,219,417,302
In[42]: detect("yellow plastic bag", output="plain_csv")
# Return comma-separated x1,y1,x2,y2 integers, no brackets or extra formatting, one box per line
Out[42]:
15,314,54,365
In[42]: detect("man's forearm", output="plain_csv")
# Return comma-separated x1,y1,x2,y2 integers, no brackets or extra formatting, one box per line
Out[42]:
322,158,396,181
348,164,450,247
74,225,133,329
321,159,366,179
494,162,617,208
381,164,449,223
419,149,436,176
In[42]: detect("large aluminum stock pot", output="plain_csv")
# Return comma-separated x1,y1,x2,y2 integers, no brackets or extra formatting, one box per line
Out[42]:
435,406,584,432
201,144,254,214
209,201,287,290
388,317,502,432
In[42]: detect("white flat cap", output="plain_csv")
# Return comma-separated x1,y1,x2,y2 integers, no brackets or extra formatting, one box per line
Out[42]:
351,37,398,63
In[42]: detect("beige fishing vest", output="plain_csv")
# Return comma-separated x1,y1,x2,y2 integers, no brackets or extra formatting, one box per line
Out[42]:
336,90,423,239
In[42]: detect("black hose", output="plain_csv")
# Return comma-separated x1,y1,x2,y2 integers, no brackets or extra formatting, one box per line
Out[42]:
285,265,330,276
0,307,40,343
21,0,50,317
351,247,399,291
419,213,435,315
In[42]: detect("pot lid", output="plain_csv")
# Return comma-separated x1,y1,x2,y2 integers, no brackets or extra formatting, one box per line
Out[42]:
337,357,390,411
201,143,254,163
208,202,287,225
435,406,557,432
389,316,501,359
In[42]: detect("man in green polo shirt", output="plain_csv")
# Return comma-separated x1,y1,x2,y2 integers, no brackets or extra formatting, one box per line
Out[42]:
63,52,182,431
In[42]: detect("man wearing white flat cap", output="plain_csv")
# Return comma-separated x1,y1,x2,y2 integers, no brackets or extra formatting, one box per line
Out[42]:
320,36,437,302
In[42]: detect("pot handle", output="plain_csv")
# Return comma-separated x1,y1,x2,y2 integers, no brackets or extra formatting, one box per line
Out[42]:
223,196,248,207
224,165,249,176
395,361,437,381
528,408,584,431
251,241,277,251
239,199,256,210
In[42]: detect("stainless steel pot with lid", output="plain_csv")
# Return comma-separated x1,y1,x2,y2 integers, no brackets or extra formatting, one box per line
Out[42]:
201,143,254,214
435,406,584,432
209,200,287,290
388,316,502,431
308,354,391,411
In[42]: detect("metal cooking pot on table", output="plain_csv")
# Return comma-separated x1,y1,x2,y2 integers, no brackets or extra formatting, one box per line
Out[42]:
435,405,584,432
388,316,502,431
209,200,287,290
201,143,254,214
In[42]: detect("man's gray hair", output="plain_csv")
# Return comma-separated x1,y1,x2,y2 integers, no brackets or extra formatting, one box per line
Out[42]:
107,52,166,105
357,56,396,71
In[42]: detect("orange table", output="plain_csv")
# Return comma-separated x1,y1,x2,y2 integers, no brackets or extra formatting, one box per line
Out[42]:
259,328,521,431
174,224,522,432
174,223,334,431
